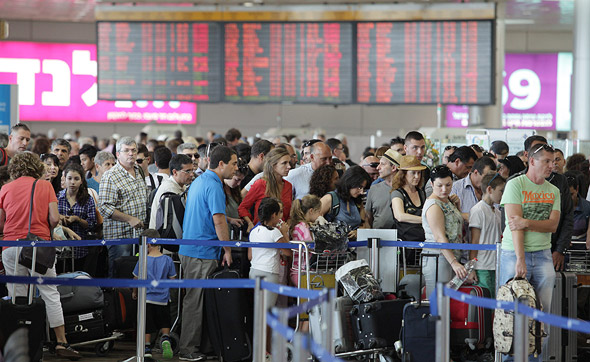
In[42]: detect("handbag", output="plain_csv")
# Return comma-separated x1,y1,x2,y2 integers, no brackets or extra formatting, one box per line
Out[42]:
18,179,56,274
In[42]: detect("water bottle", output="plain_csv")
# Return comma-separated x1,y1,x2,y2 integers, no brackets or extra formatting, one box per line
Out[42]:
446,258,478,290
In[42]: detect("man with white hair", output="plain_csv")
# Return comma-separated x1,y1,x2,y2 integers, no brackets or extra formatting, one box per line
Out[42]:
99,136,149,277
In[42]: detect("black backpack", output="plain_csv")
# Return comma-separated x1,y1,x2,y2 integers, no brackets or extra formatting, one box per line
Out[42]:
324,191,341,222
145,174,164,226
154,191,187,252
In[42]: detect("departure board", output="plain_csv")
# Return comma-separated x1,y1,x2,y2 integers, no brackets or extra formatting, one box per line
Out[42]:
357,21,493,105
224,22,354,103
97,22,222,102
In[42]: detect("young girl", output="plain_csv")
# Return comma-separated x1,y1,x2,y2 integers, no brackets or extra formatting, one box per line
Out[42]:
288,195,322,287
469,172,506,298
248,197,292,358
57,163,97,275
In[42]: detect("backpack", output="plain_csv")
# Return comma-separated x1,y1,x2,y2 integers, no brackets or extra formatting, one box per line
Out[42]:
154,191,187,252
145,174,164,226
493,277,544,356
324,191,341,222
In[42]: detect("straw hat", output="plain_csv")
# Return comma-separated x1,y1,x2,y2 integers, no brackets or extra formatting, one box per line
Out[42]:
399,155,427,171
380,149,402,167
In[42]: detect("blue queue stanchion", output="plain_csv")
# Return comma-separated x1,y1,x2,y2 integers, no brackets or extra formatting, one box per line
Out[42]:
5,236,590,362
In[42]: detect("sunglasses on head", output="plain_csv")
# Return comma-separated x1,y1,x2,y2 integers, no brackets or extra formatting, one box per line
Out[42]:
302,139,320,148
486,172,501,188
531,143,554,156
444,145,457,151
206,142,219,157
363,162,379,168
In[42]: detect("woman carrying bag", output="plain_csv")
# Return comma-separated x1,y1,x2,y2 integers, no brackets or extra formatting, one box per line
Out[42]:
0,152,81,359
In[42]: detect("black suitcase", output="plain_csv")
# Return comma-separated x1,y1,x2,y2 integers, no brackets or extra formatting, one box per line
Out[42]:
113,256,138,279
103,287,137,330
0,247,47,362
53,309,107,344
401,253,438,362
350,299,411,350
0,296,46,362
205,267,253,362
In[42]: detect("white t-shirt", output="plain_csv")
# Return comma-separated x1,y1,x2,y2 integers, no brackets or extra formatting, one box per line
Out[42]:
469,200,501,270
249,224,284,274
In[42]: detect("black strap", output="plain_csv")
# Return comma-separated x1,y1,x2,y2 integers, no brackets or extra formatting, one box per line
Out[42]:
27,180,38,234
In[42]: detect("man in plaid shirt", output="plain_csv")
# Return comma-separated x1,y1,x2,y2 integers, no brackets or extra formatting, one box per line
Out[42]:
99,136,148,277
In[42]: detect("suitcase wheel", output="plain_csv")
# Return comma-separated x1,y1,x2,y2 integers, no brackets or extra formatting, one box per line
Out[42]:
95,340,115,357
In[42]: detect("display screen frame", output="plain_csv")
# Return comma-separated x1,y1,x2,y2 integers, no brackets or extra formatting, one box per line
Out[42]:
96,19,495,106
356,19,495,106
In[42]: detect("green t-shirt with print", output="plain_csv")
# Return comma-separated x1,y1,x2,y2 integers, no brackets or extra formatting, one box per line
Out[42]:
500,174,560,252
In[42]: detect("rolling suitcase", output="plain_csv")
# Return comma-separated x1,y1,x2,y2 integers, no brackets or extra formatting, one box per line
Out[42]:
350,298,411,350
113,255,138,279
542,271,578,362
0,247,47,362
309,295,356,353
51,309,108,344
205,267,253,362
401,253,438,362
450,285,493,350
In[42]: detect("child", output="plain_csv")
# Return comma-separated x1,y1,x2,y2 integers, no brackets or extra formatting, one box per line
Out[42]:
288,195,322,287
248,197,292,358
132,229,177,359
469,172,506,298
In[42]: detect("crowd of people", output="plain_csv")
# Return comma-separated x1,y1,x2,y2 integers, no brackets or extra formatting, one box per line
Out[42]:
0,123,588,361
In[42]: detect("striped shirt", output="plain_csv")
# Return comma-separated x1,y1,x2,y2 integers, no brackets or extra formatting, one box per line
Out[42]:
99,162,148,240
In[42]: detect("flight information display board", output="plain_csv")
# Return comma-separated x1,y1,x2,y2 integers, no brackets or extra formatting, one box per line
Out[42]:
357,21,493,104
97,22,222,102
224,22,354,103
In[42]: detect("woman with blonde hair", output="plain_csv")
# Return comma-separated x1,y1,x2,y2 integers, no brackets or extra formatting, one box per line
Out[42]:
239,148,293,232
0,152,81,359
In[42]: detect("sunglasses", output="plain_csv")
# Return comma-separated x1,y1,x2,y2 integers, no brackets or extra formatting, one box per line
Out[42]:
206,142,219,157
444,145,457,151
486,172,501,188
531,143,554,156
136,158,145,164
186,153,200,159
363,162,379,169
302,139,321,148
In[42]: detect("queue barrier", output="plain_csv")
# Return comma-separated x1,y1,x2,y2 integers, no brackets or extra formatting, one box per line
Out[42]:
3,236,585,362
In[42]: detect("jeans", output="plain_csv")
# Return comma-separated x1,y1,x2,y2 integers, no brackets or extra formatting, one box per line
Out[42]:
107,244,132,278
498,248,556,362
422,253,453,298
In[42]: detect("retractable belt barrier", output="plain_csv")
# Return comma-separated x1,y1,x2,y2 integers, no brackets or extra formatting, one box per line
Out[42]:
0,236,537,362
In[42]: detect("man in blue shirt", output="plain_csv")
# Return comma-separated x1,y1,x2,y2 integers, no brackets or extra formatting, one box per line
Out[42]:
178,145,237,361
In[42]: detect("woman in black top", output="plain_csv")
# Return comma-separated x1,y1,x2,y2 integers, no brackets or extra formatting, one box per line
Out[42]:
391,155,427,241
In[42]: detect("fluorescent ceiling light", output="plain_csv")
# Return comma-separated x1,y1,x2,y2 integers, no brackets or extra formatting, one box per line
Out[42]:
505,19,536,25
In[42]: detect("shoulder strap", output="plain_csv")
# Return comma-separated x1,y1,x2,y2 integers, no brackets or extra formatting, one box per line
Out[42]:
27,180,38,233
328,191,340,218
0,148,7,166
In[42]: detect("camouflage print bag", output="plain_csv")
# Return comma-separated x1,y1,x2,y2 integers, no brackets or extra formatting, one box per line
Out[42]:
493,277,544,356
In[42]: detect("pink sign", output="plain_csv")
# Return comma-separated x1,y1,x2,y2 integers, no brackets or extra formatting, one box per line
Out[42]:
0,41,196,124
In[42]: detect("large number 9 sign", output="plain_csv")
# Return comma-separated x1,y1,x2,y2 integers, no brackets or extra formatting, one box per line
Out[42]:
502,69,541,110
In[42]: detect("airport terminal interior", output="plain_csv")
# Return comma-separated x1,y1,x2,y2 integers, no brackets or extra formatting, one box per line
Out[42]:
1,0,590,362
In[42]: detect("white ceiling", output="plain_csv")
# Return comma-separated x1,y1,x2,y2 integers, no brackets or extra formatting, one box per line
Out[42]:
0,0,576,32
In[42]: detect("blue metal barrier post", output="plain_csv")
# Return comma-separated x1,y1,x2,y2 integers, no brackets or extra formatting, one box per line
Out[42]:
123,234,148,362
253,276,267,362
271,307,288,362
293,332,310,362
435,283,450,362
513,298,528,362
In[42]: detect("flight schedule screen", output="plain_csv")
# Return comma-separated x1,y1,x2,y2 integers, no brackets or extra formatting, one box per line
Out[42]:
357,21,493,104
224,22,353,103
97,22,222,102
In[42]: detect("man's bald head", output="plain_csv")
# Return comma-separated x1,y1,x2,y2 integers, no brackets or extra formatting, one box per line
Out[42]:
310,142,332,170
